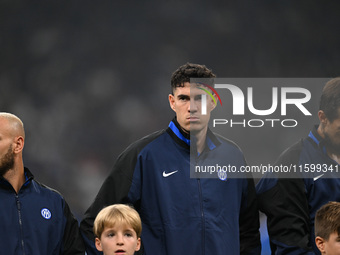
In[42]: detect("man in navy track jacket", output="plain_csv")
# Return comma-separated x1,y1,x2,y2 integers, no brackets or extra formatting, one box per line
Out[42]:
0,112,84,254
80,63,261,255
256,77,340,254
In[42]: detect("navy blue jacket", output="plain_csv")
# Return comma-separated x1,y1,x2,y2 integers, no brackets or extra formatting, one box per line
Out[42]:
81,119,261,255
0,168,85,255
256,126,340,254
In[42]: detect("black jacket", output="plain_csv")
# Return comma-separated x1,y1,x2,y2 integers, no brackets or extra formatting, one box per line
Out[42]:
257,126,340,254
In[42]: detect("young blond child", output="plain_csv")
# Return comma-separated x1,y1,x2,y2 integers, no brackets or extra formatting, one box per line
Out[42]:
315,201,340,255
94,204,142,255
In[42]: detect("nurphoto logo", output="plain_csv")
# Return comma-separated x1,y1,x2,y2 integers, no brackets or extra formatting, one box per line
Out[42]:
197,82,222,115
194,78,314,128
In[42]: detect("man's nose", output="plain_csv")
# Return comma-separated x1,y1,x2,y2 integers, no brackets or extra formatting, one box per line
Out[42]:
189,98,199,112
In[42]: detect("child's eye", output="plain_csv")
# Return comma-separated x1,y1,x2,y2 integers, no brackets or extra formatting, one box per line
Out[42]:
107,233,115,237
125,232,133,237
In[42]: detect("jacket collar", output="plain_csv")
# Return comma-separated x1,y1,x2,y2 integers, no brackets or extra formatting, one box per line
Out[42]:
0,167,34,191
168,117,190,146
167,117,221,152
308,125,327,154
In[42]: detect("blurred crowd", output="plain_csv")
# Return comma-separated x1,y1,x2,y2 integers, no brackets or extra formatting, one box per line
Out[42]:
1,1,340,221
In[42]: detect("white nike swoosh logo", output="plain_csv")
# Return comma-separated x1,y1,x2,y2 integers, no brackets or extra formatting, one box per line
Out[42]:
162,170,178,177
313,174,324,181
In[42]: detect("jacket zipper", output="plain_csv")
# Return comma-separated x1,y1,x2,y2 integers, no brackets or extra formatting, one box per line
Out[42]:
16,195,26,255
197,178,205,255
194,144,206,255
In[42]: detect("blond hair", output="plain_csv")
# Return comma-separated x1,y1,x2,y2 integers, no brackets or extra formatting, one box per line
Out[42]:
94,204,142,239
315,201,340,240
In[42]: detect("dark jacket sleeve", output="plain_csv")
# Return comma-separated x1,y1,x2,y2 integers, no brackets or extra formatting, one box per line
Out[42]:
62,200,85,255
80,132,161,255
256,140,314,254
80,148,141,254
240,175,261,255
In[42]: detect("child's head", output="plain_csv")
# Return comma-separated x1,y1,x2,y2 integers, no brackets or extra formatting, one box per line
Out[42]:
315,201,340,255
94,204,142,255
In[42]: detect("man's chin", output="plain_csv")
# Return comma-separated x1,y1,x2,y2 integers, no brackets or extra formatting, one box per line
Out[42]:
325,140,340,154
323,134,340,153
190,126,206,135
328,144,340,154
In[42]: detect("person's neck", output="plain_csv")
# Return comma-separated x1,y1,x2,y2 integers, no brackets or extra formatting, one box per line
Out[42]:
3,161,25,194
192,127,208,154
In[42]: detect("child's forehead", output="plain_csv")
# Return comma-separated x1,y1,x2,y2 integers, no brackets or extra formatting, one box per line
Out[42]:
328,231,340,239
103,223,136,232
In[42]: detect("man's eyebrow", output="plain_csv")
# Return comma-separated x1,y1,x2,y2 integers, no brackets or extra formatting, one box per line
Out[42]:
177,94,190,98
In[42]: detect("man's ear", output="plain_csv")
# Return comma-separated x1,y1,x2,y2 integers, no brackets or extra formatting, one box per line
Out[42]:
95,237,103,251
318,110,328,125
169,94,176,112
315,236,326,254
13,136,24,154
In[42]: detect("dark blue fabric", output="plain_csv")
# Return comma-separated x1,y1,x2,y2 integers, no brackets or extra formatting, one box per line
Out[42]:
126,123,257,254
0,169,68,255
81,119,260,255
256,126,340,254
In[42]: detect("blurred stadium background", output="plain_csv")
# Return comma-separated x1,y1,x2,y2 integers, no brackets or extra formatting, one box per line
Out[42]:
1,1,340,253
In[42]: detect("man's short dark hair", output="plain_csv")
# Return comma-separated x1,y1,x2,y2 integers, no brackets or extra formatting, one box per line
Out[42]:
320,77,340,122
170,63,216,92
